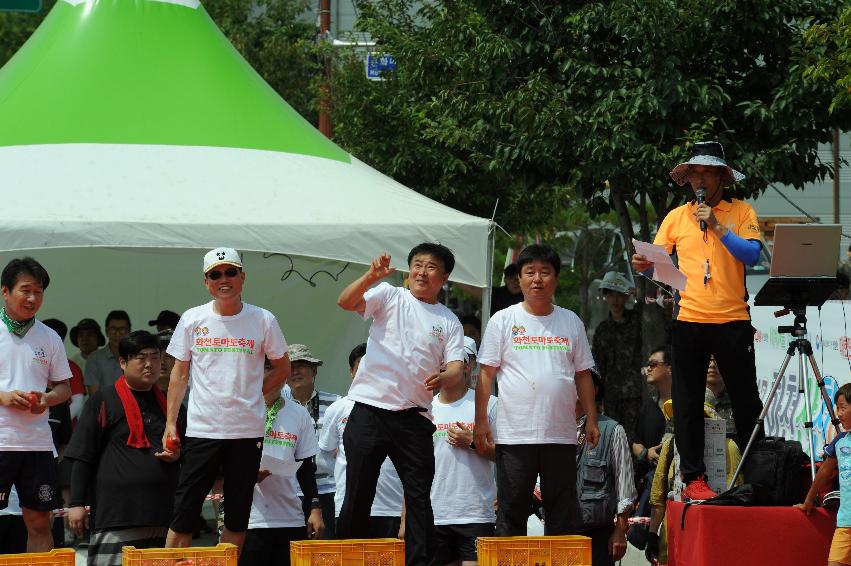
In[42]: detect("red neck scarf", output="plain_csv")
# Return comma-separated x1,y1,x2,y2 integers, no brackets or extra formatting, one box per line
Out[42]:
114,376,168,448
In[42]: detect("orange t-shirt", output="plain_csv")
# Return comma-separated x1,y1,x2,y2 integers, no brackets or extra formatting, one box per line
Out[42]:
654,198,761,323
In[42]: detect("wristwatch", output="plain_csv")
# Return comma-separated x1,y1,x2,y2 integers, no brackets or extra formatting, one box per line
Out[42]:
310,498,321,510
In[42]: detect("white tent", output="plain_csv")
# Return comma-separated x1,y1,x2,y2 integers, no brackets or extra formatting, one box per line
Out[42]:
0,0,492,391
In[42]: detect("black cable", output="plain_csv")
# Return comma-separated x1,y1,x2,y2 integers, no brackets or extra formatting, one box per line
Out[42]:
262,253,350,287
842,300,851,377
819,305,825,378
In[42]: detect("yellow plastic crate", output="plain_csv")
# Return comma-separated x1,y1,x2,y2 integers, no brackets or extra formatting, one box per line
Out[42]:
0,548,76,565
121,543,238,566
476,536,592,566
290,538,404,566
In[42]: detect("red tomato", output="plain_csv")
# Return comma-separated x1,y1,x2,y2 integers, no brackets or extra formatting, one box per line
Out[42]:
26,392,39,408
165,435,181,452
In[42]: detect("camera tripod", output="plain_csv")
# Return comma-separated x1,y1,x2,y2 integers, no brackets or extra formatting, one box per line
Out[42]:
728,306,840,489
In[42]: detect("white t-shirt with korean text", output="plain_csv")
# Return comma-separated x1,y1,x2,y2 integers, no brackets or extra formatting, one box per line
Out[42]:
0,322,72,451
249,399,318,529
431,389,497,525
347,283,464,419
167,301,288,439
318,396,404,518
477,303,594,445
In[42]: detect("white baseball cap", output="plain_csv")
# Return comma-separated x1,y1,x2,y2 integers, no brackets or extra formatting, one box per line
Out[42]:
463,336,478,362
203,247,243,274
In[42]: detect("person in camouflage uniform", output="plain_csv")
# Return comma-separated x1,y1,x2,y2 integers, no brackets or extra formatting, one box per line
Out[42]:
592,272,643,441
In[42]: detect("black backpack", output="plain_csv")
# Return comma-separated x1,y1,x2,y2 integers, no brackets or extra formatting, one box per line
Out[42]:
742,436,807,505
681,484,764,529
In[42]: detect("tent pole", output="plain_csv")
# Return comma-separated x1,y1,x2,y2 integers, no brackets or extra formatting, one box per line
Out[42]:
482,225,496,395
482,224,495,330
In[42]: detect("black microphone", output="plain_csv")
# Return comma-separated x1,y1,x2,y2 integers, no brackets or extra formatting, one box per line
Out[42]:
696,187,707,231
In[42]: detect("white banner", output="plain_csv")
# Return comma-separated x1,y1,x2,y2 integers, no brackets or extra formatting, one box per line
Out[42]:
751,300,851,456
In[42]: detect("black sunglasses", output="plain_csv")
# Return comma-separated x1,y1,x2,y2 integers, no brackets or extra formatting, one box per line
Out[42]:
206,267,241,280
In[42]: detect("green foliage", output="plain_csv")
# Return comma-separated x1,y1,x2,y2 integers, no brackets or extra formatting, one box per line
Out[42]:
0,0,322,123
803,4,851,113
330,0,848,240
202,0,322,123
0,0,52,65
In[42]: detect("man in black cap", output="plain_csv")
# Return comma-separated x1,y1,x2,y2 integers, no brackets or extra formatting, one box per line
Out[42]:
632,141,763,502
149,311,180,333
70,318,105,378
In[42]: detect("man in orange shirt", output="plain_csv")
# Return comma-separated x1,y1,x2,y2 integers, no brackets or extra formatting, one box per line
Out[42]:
632,141,763,501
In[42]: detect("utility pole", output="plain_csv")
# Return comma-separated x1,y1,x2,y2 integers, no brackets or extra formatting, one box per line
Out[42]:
318,0,332,138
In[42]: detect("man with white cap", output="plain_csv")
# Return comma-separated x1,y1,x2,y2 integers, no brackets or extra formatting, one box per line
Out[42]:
591,271,642,440
632,141,763,501
163,247,291,553
428,336,496,566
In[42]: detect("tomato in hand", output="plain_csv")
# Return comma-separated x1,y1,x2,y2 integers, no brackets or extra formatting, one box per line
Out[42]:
165,435,181,452
26,392,39,408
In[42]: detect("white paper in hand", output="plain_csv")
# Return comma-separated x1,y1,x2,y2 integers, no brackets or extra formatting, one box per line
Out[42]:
632,239,687,291
260,452,303,477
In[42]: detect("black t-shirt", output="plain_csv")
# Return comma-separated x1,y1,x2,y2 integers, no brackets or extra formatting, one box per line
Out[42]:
65,385,185,530
633,393,666,449
491,286,522,314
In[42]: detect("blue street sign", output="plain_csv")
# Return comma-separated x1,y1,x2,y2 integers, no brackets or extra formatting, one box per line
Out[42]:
366,52,396,81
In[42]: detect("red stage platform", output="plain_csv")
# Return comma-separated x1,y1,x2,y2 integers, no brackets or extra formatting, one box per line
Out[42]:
666,500,835,566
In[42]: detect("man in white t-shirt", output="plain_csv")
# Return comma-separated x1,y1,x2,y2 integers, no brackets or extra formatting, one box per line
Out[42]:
336,244,465,566
0,257,72,552
318,343,404,538
242,383,322,566
431,336,497,566
281,344,339,538
163,248,291,554
475,244,598,536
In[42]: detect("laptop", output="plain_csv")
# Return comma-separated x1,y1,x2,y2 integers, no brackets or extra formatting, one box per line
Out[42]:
755,223,841,307
769,224,841,278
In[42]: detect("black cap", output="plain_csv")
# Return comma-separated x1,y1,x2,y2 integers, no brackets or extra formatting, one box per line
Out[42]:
70,318,106,348
149,310,180,330
42,319,68,341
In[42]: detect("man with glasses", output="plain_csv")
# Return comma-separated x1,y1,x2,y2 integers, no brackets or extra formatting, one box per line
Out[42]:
163,248,291,554
632,348,673,469
66,331,184,566
85,311,131,395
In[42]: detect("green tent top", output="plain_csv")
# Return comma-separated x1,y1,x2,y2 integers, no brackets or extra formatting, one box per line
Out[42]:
0,0,349,162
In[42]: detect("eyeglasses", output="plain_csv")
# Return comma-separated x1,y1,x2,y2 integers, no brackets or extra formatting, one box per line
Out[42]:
206,267,241,280
646,360,667,369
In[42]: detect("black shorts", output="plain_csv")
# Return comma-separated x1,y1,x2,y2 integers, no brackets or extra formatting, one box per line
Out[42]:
434,523,495,564
171,437,262,534
0,452,60,512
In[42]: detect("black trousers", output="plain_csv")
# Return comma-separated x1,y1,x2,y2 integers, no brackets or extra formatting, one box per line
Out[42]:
335,515,402,539
239,526,306,566
300,492,335,539
495,444,578,536
577,525,615,566
337,403,436,566
671,320,764,481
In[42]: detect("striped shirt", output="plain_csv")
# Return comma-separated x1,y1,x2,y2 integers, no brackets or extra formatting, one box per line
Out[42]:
284,386,339,495
577,415,636,515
